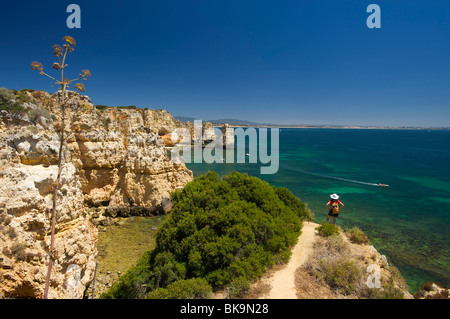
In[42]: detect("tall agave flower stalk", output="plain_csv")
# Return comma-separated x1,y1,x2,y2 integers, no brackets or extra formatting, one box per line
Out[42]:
31,36,90,299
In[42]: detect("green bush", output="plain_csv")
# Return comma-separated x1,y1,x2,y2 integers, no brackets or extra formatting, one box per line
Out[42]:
227,276,251,299
346,227,370,245
317,222,340,237
103,171,305,299
146,278,212,299
275,187,314,221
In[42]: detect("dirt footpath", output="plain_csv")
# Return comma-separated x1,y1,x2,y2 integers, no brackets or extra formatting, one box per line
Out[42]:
259,221,318,299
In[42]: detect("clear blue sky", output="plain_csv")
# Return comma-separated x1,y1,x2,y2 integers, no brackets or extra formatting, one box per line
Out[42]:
1,0,449,127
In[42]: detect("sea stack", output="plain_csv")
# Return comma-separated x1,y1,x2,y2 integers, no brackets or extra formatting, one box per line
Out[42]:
221,123,234,149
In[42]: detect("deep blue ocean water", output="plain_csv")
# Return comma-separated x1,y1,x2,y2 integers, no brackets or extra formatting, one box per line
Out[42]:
186,128,450,293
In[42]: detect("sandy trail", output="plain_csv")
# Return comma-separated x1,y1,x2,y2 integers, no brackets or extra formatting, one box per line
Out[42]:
260,221,318,299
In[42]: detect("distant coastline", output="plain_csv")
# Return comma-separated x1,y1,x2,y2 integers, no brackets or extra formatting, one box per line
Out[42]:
174,116,450,130
212,124,450,130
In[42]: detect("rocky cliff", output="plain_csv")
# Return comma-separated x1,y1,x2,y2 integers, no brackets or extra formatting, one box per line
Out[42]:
0,89,194,298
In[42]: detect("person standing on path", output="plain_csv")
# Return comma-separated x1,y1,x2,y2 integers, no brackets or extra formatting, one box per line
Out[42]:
326,193,344,225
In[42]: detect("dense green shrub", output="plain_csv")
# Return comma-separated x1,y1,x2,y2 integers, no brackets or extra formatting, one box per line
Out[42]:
227,276,251,299
275,187,314,221
346,227,370,245
317,222,340,237
146,278,212,299
103,171,307,299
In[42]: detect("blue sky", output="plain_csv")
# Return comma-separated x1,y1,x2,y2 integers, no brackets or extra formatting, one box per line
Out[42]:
1,0,449,127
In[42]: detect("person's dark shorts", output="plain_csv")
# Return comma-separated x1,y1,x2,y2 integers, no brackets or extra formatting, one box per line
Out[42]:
328,210,339,218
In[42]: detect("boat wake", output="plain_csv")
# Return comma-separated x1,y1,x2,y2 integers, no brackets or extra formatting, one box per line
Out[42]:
290,168,382,187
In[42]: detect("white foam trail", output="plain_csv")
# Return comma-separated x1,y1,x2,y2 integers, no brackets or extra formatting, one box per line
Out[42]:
287,167,379,187
304,171,379,186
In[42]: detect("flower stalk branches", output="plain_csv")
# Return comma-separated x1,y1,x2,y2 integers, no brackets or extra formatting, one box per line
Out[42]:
31,36,90,299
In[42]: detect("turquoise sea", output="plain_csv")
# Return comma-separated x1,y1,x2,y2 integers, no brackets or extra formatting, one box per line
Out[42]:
185,128,450,293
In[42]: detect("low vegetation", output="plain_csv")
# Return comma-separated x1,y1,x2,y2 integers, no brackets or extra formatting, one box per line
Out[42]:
317,222,340,237
116,105,137,109
346,226,370,245
304,227,407,299
95,104,111,111
101,171,312,299
305,234,362,295
0,88,26,114
146,278,213,299
27,107,52,123
0,88,53,122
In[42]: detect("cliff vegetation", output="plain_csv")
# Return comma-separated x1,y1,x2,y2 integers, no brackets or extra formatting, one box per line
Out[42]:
101,171,313,299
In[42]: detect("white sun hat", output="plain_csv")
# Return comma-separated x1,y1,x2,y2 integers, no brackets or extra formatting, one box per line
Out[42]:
330,193,340,200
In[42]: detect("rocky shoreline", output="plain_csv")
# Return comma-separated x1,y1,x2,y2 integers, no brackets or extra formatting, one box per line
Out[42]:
1,89,448,299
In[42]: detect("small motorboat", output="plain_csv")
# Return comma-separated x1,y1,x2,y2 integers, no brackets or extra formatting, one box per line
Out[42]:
378,183,389,188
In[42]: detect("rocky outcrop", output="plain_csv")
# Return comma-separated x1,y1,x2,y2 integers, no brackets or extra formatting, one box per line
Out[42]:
221,124,234,149
67,108,193,211
0,90,194,298
414,282,450,299
0,159,97,299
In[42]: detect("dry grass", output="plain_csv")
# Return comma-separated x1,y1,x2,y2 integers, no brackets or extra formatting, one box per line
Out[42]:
302,235,367,297
299,231,411,299
294,267,344,299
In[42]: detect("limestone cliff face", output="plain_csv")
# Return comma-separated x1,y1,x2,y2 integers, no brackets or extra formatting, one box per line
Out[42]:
66,105,193,212
0,90,193,298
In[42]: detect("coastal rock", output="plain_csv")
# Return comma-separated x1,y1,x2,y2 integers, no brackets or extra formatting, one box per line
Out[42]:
142,109,181,136
68,119,193,209
221,124,234,148
0,90,194,298
414,282,450,299
183,120,219,146
0,162,98,299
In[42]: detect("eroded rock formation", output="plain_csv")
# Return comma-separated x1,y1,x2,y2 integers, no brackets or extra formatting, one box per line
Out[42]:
0,90,194,298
